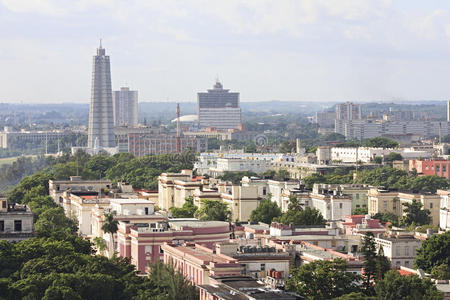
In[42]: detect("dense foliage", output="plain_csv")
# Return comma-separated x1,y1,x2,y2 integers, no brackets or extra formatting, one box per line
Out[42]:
400,199,431,227
249,197,282,224
274,196,326,226
286,259,362,300
195,199,231,222
374,270,442,300
170,196,198,218
414,231,450,273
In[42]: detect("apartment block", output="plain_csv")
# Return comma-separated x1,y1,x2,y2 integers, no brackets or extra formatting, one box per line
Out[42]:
0,198,34,242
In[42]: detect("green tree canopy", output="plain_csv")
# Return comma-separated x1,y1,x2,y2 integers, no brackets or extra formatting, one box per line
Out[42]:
414,231,450,273
374,270,442,300
170,196,198,218
286,259,362,300
195,200,231,222
400,199,431,227
274,197,326,226
363,137,399,148
249,198,282,224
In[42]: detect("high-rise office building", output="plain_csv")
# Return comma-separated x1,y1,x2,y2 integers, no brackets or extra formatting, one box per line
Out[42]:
113,87,138,126
447,101,450,122
197,81,241,130
87,43,115,148
336,102,362,120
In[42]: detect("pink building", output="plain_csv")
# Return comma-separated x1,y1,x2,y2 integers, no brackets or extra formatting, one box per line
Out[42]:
118,220,231,273
162,243,243,286
340,215,386,235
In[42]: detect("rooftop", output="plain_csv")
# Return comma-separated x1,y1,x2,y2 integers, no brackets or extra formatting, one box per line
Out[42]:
110,198,154,205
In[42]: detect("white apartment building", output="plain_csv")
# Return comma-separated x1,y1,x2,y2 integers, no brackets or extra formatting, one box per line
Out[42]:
374,231,422,268
437,190,450,231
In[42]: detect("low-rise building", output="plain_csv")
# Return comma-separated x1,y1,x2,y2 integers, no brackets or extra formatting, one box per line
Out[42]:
313,183,369,212
374,230,422,268
121,220,231,273
410,159,450,178
220,185,260,222
49,176,112,205
0,197,34,242
397,192,441,226
437,190,450,231
162,242,242,286
309,188,352,221
339,215,386,236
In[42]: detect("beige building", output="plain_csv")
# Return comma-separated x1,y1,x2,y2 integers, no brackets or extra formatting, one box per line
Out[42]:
368,188,440,225
49,176,112,205
0,197,34,242
221,185,260,222
158,170,203,210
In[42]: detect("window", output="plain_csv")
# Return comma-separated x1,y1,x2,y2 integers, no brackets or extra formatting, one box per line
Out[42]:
14,220,22,232
159,246,164,254
339,203,343,209
355,194,360,200
405,247,409,256
263,188,266,196
383,201,388,209
405,261,410,267
436,166,440,172
396,247,400,256
2,201,6,209
0,220,4,231
430,203,433,209
356,205,360,208
444,165,447,172
260,263,266,271
145,207,149,215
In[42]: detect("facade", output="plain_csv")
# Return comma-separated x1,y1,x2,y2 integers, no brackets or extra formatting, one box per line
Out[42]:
368,188,441,226
157,170,203,210
220,185,260,222
339,215,386,236
313,184,369,211
315,111,336,128
87,43,115,149
336,119,450,140
410,159,450,178
49,176,112,205
374,231,421,268
127,133,207,157
0,129,79,149
197,81,241,130
0,198,34,242
113,87,138,127
437,190,450,231
114,126,161,153
309,191,352,221
336,102,361,120
127,221,231,273
208,158,272,177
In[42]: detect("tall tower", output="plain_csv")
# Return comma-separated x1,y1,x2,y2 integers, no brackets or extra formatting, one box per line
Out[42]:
447,101,450,122
88,41,115,148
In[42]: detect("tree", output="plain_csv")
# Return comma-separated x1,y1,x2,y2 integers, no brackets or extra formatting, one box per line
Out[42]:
360,232,391,295
279,140,296,153
101,212,119,257
352,207,368,215
170,196,198,218
249,198,282,224
333,292,376,300
286,259,361,300
93,237,107,255
372,212,399,226
195,200,231,222
275,196,326,226
385,152,403,162
374,270,443,300
414,231,450,273
274,169,290,180
35,207,78,239
431,264,450,280
363,137,399,149
400,199,431,227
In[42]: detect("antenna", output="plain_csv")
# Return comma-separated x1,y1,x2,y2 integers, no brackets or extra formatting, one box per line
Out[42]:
176,103,181,153
99,38,102,48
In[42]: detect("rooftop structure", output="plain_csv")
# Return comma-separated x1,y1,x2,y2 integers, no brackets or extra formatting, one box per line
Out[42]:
113,87,138,127
0,198,34,242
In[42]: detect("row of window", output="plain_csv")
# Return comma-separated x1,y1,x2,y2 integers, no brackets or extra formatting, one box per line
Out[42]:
0,220,22,232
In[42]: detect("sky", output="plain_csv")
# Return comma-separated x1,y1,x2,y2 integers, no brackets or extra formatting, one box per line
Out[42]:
1,0,450,103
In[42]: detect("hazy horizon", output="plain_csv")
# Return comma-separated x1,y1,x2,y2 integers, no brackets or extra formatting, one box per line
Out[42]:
2,1,450,103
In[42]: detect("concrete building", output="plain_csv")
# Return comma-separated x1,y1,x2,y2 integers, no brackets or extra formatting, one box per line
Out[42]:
315,111,336,128
339,215,386,236
198,276,302,300
437,190,450,231
113,87,138,127
309,188,352,221
88,42,115,149
313,184,369,212
220,185,260,222
410,159,450,178
374,231,422,268
336,119,450,140
0,198,34,242
368,188,441,226
197,81,241,130
49,176,112,205
127,133,207,157
158,170,206,210
0,128,79,149
336,102,362,120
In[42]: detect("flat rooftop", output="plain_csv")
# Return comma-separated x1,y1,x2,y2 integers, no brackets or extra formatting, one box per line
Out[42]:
169,220,229,228
109,198,154,205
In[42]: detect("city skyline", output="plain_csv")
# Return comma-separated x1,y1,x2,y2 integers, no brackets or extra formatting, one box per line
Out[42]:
2,1,450,103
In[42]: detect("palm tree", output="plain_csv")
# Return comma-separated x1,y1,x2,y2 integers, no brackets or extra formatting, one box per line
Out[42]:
101,212,118,257
93,236,107,255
